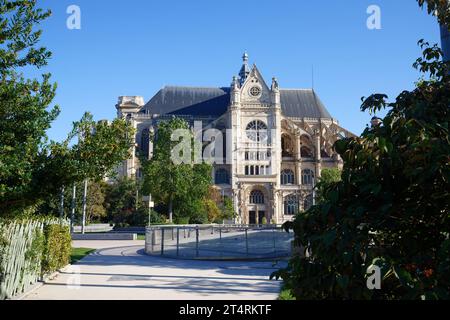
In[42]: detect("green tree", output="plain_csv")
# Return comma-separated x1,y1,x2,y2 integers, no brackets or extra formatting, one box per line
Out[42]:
141,118,212,223
104,178,139,226
315,168,342,203
37,179,107,225
0,1,58,214
273,1,450,300
85,180,107,224
0,2,134,216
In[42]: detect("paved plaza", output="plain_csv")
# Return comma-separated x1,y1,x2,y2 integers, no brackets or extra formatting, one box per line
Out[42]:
23,240,284,300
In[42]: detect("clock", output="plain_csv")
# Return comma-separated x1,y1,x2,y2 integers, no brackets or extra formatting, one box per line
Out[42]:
249,86,262,97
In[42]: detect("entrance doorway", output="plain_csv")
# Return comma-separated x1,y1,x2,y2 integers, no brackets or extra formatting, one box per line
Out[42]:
258,211,265,225
249,211,256,224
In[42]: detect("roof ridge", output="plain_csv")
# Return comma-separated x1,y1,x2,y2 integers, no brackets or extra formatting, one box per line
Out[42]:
163,85,226,90
280,88,313,91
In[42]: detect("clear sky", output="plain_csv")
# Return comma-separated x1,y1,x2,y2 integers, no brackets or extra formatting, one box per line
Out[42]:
32,0,441,141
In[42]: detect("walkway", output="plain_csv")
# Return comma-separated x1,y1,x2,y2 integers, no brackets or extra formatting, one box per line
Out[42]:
23,240,284,300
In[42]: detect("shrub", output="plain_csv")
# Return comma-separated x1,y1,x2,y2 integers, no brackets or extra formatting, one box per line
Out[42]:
0,217,72,300
42,224,71,274
272,42,450,300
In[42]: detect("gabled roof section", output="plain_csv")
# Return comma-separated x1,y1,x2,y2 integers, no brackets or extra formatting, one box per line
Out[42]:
280,89,333,119
141,86,230,117
140,86,333,120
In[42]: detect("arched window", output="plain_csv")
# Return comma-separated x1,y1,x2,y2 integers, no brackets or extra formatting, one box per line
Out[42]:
321,149,330,158
250,190,265,204
301,146,313,158
304,194,314,211
281,169,295,185
284,194,299,215
281,134,294,157
141,128,150,159
302,169,315,185
215,168,230,184
246,120,268,143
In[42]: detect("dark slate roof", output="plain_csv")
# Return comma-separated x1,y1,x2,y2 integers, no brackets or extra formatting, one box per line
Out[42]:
280,89,332,119
141,86,230,117
141,86,333,119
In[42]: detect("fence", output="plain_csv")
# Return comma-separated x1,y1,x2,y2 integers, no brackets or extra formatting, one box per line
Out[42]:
0,218,70,300
145,225,294,260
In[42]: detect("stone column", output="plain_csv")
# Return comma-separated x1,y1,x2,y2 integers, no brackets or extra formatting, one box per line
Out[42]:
295,134,302,185
314,130,322,179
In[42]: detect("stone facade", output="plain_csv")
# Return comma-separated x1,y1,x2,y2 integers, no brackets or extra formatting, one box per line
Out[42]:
115,54,354,224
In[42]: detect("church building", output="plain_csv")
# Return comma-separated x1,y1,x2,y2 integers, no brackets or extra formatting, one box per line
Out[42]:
116,53,354,224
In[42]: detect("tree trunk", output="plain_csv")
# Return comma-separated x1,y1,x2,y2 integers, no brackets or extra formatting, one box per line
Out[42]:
168,195,173,223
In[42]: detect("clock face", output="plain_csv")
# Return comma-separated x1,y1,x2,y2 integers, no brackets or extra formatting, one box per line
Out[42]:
249,86,262,97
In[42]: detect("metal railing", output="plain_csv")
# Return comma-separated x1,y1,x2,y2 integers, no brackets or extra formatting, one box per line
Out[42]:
145,224,294,260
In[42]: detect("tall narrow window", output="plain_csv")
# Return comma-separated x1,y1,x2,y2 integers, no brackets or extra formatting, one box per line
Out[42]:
250,190,264,204
304,194,314,211
141,128,150,159
302,169,315,185
284,194,299,215
281,169,295,185
215,168,230,184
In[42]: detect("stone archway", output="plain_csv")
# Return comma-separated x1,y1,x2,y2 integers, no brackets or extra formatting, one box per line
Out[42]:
244,185,271,225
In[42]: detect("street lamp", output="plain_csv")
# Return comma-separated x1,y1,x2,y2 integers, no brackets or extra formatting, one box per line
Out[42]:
146,194,154,227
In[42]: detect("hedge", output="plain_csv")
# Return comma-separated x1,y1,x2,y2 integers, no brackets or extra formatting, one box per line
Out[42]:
0,218,71,300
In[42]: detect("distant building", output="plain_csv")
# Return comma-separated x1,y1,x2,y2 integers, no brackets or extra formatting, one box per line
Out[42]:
115,54,354,224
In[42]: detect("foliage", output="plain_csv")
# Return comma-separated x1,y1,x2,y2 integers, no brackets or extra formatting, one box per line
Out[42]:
273,39,450,299
0,217,71,299
279,287,296,300
84,180,107,224
221,196,236,221
417,0,450,27
315,168,342,203
105,177,138,225
142,118,213,223
0,1,134,217
41,224,71,274
0,1,58,215
104,178,163,227
37,180,108,225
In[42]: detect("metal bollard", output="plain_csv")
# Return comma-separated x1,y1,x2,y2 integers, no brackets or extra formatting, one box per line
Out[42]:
177,228,180,257
245,228,249,256
219,228,223,257
161,228,165,256
273,228,277,254
196,227,199,257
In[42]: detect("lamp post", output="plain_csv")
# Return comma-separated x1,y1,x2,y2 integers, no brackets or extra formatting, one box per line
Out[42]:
147,194,154,227
312,175,316,206
81,179,88,234
70,184,76,234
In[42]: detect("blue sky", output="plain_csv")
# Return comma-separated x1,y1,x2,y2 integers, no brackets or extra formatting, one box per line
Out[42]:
33,0,440,141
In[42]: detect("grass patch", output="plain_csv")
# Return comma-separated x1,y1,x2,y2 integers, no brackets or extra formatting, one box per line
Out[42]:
71,247,95,264
137,234,145,240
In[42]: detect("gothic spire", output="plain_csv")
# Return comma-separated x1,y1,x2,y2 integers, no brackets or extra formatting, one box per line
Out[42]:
239,52,251,84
